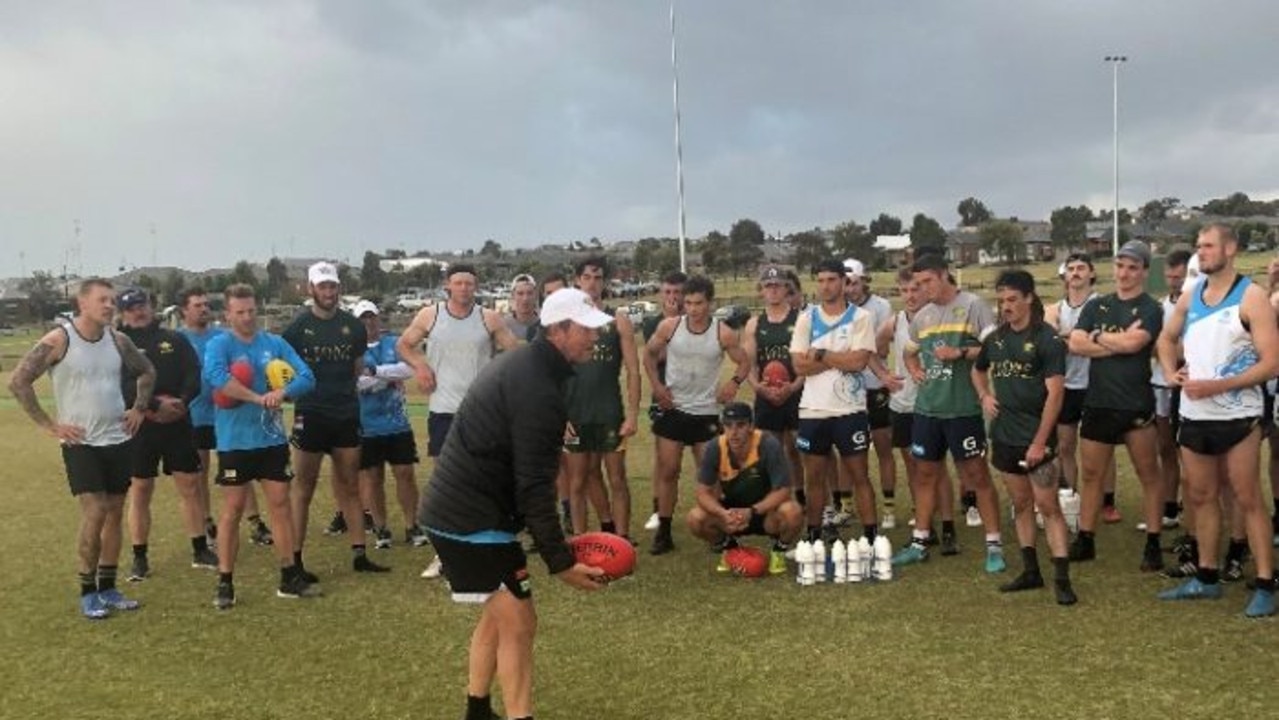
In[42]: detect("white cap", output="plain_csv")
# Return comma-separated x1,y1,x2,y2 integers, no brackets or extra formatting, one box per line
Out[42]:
1182,253,1201,293
308,261,340,286
1057,262,1067,278
352,300,379,318
843,258,865,278
539,288,614,328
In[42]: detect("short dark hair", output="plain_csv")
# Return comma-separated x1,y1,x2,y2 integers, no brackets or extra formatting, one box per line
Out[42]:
911,254,950,275
814,258,845,276
574,256,609,278
1166,249,1193,269
446,263,478,280
540,272,568,301
661,270,688,286
176,286,207,308
224,283,256,301
784,269,802,294
683,274,715,301
896,267,915,284
995,269,1036,296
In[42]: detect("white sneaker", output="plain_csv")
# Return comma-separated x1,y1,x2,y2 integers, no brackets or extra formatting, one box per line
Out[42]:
1161,516,1181,529
882,513,897,530
644,512,660,531
908,516,916,527
1135,521,1149,532
420,556,443,579
965,507,982,527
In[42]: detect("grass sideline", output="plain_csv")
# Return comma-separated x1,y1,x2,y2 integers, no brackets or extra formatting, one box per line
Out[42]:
2,363,1278,720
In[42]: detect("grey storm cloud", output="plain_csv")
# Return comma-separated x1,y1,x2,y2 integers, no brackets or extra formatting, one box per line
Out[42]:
1,0,1277,276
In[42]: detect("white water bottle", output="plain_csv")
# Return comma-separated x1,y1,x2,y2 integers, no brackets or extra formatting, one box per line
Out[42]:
812,540,827,583
873,535,893,581
1060,489,1081,534
847,538,863,583
796,540,815,586
831,540,847,584
857,536,873,580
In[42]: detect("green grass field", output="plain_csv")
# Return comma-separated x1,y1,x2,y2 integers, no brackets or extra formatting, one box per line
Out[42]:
3,263,1279,720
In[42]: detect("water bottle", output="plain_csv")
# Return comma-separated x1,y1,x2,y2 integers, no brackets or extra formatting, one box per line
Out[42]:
857,536,873,580
796,540,815,586
812,540,827,583
873,535,893,581
831,540,847,584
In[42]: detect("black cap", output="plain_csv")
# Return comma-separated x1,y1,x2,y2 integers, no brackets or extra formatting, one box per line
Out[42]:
721,402,753,424
117,287,149,310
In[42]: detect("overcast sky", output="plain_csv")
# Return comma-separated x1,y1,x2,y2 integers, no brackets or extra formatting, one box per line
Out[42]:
3,0,1277,277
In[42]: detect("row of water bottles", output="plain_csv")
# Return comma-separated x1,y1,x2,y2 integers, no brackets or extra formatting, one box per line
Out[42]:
795,536,892,585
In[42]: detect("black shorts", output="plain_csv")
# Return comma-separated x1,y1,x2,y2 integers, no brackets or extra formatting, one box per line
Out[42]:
725,508,769,536
796,413,870,456
1264,390,1275,435
192,425,216,451
910,415,986,463
1058,388,1087,426
1176,418,1261,457
290,412,361,454
62,442,133,496
989,442,1056,476
427,412,455,458
564,423,624,453
132,420,201,478
1079,407,1155,445
428,532,532,603
866,388,892,430
754,394,799,433
216,445,292,486
890,412,914,449
651,408,721,446
360,431,420,469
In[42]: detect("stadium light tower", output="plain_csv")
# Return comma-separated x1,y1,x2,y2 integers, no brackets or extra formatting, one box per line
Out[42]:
1104,55,1127,258
671,2,688,272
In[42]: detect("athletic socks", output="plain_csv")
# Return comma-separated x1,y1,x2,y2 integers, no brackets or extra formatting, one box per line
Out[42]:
863,524,878,542
941,520,957,537
352,544,367,558
883,489,895,512
293,550,304,567
132,543,148,559
221,571,234,585
910,529,929,549
1196,566,1221,586
1225,538,1249,564
1145,532,1161,551
79,571,97,597
1051,556,1069,581
962,491,977,511
985,533,1002,548
465,694,493,720
657,516,673,537
192,535,210,554
97,565,118,592
1021,546,1041,576
1163,501,1180,521
1103,492,1116,508
807,525,821,543
795,489,807,507
600,521,617,535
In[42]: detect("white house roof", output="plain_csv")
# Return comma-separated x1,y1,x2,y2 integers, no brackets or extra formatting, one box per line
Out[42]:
874,234,912,251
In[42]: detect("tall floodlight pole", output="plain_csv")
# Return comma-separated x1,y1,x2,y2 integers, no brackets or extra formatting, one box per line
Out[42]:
1105,55,1127,257
671,2,688,272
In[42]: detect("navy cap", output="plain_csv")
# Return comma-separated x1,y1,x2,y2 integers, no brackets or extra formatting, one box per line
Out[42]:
117,287,149,310
721,402,753,424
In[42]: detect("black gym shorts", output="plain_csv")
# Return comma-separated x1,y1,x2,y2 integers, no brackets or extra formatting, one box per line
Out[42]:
216,445,292,486
428,531,532,604
1079,407,1155,445
62,442,133,496
132,420,201,478
291,412,361,453
1176,418,1261,457
360,431,420,469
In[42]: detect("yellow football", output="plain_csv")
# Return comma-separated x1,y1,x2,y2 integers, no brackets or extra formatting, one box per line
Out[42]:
265,358,296,391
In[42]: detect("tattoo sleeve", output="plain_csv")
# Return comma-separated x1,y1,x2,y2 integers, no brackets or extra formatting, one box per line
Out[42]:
115,332,156,410
8,341,57,429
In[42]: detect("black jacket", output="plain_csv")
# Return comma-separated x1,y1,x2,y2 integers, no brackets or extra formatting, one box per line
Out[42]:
118,321,201,412
420,336,576,574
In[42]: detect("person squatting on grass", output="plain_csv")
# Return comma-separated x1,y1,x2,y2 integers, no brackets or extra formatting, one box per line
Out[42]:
419,288,610,720
9,278,155,619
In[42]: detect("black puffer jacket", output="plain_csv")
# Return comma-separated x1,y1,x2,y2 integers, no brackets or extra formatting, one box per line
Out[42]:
118,321,201,411
419,336,576,574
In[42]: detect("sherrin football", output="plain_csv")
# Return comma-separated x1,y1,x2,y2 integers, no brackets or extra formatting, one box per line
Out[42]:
724,546,769,578
761,360,791,387
569,532,636,581
265,358,295,391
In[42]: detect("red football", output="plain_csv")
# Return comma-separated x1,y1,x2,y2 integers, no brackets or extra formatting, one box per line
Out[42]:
212,389,238,409
761,360,791,387
230,359,254,386
724,546,769,578
569,532,636,581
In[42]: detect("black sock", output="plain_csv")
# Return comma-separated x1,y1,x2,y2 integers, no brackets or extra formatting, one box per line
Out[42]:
1145,532,1161,551
651,498,659,513
1051,556,1070,582
192,535,209,553
79,571,97,597
600,520,617,535
465,694,493,720
1225,538,1249,564
883,489,895,500
205,516,215,527
219,572,233,585
1103,492,1116,508
1079,530,1095,542
658,517,672,536
795,489,807,507
352,544,367,558
1255,576,1276,593
864,524,878,543
1196,566,1220,585
1163,501,1179,519
294,550,304,567
806,525,821,542
97,565,118,592
1021,546,1041,576
962,491,977,510
832,490,849,507
941,520,956,536
132,543,148,559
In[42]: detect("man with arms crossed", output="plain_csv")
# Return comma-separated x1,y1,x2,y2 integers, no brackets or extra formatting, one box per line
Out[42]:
1156,225,1278,616
973,271,1076,605
1067,241,1165,572
398,263,519,577
115,287,217,580
10,279,154,618
285,261,388,578
644,275,751,555
894,254,1005,572
420,288,608,720
789,259,879,544
641,271,688,531
178,287,272,548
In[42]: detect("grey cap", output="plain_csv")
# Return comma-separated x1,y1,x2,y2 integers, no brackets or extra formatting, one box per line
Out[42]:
1116,240,1151,268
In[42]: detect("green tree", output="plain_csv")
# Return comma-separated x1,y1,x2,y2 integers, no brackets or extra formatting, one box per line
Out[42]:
161,270,185,306
134,273,160,296
361,251,388,294
979,220,1025,264
1049,205,1093,249
1137,197,1181,222
830,220,875,265
909,213,948,251
1201,191,1272,217
699,231,731,275
480,239,503,258
728,219,765,278
651,242,683,276
633,237,668,276
337,264,360,292
406,262,443,289
231,261,259,289
789,229,831,274
265,257,289,301
868,213,903,238
19,270,61,320
957,197,993,227
728,218,766,248
1235,221,1273,250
